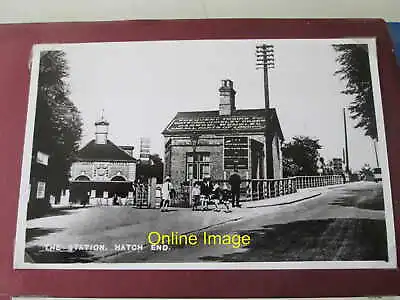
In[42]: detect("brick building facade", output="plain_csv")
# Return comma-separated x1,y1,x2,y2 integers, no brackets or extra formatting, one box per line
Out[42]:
162,79,284,189
69,115,136,204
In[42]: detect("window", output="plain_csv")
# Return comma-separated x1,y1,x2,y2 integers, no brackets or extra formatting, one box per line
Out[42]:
186,152,210,180
36,182,46,199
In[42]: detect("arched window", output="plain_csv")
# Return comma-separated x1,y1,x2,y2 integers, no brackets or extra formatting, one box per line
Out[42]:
75,175,90,181
111,175,126,181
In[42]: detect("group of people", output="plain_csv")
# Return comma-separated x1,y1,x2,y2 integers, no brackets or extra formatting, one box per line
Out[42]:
191,177,229,212
159,168,242,213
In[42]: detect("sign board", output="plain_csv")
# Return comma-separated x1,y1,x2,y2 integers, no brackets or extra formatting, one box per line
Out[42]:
36,151,49,166
223,136,249,169
36,181,46,199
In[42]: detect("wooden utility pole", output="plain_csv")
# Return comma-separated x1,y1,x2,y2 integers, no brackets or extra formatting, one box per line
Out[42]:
256,44,275,179
189,133,200,206
343,108,350,173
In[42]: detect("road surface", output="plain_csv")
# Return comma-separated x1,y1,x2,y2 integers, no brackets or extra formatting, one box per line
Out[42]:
106,181,387,262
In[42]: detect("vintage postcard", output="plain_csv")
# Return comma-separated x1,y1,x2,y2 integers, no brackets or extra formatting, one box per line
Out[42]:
14,38,397,269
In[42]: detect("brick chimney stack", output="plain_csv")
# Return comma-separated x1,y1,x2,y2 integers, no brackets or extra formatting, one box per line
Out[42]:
219,79,236,116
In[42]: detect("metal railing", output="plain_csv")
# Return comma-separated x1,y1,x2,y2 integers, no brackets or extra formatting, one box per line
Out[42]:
84,175,345,208
170,174,345,206
245,177,297,201
170,185,192,208
294,175,344,189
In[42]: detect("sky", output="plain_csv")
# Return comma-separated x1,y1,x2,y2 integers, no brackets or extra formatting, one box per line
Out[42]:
44,39,384,171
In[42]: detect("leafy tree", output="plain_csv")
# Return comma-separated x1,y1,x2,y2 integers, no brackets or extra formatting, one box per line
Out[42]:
282,136,322,176
282,157,301,177
149,154,164,184
359,163,374,179
30,51,83,209
136,154,164,184
333,44,377,140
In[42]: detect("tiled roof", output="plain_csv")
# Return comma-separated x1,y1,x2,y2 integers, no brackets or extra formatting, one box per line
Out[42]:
76,140,136,162
162,108,283,137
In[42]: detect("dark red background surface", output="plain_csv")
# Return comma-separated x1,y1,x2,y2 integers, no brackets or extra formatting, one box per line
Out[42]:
0,19,399,299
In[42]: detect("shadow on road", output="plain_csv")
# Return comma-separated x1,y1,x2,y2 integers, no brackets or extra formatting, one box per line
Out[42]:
25,227,61,243
27,206,93,220
200,218,388,262
329,186,384,211
25,227,97,263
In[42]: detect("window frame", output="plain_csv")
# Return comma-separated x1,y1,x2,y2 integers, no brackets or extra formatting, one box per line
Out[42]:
186,152,210,180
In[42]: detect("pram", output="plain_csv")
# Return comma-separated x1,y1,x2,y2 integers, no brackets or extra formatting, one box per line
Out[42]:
218,188,232,212
208,185,232,212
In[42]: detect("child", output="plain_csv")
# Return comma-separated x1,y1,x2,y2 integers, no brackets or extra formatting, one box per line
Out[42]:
221,183,232,213
192,182,201,211
211,182,222,212
200,195,208,211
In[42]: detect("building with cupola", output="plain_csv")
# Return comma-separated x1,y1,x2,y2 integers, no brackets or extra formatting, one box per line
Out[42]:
69,114,137,204
162,79,284,189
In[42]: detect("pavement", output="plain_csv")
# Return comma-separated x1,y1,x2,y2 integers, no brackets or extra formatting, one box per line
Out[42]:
25,185,325,262
241,186,325,208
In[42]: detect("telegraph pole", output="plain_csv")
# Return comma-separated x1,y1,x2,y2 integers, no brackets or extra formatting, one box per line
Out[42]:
256,44,275,179
189,133,200,207
343,108,350,173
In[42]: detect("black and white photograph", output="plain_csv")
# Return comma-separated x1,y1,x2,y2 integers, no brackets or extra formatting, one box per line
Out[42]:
14,38,396,269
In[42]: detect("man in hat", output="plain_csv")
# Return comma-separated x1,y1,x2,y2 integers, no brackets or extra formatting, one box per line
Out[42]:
160,176,172,212
229,167,242,208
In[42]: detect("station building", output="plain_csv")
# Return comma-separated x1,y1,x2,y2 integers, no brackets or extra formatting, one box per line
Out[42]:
162,79,284,189
69,115,137,204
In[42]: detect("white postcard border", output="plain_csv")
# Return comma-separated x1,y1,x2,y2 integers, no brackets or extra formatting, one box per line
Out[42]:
13,38,398,270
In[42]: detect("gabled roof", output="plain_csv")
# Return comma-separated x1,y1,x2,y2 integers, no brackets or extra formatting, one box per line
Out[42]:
76,140,136,162
162,108,283,139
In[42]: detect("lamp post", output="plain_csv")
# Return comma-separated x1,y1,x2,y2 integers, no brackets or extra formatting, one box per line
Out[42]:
189,133,200,206
256,43,275,179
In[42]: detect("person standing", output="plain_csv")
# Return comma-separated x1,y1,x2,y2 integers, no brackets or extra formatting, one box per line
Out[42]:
112,193,118,206
161,176,172,212
200,176,213,210
191,181,201,210
229,168,242,208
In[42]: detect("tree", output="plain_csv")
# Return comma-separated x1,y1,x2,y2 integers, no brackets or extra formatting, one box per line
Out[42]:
149,154,164,183
282,136,322,177
136,154,164,184
31,51,83,205
333,44,377,140
359,163,374,180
